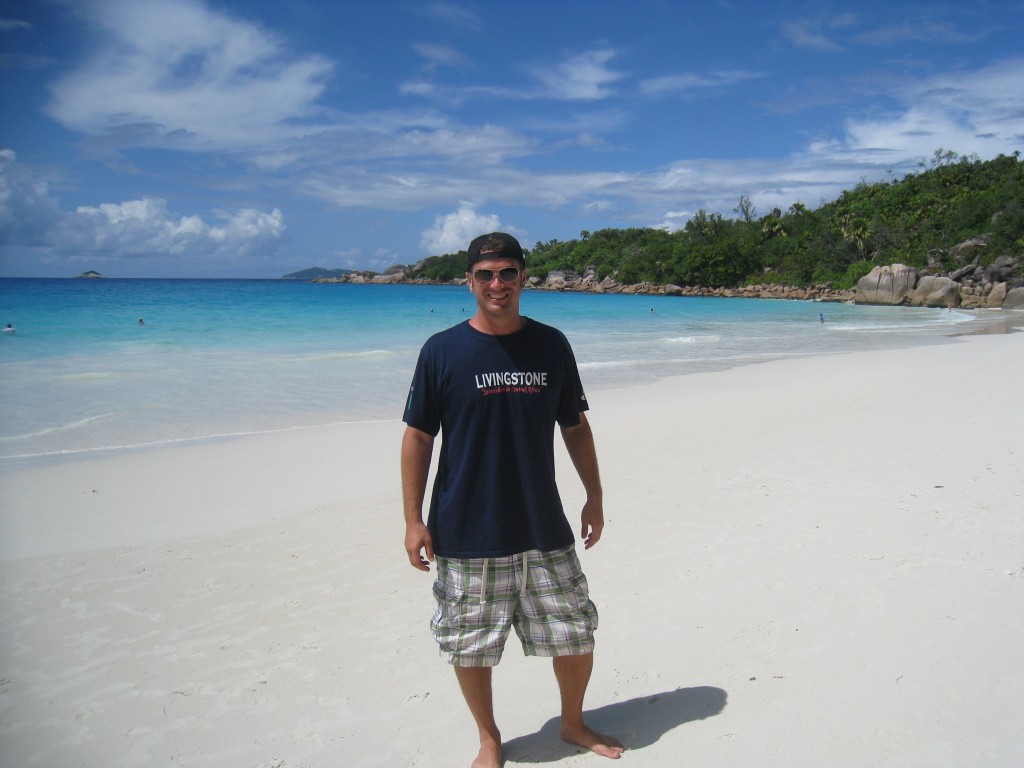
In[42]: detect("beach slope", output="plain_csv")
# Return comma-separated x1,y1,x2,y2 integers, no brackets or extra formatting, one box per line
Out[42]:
1,332,1022,767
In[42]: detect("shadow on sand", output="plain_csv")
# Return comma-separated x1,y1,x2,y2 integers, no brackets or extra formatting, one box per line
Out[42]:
501,685,728,764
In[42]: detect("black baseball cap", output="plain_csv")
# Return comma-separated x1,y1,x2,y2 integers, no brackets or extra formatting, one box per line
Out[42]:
466,232,525,270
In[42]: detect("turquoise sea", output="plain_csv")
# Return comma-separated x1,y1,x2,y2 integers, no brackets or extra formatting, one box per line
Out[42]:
0,277,998,459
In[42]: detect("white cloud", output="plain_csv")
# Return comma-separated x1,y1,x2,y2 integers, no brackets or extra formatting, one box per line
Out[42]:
0,150,63,245
11,2,1023,276
47,0,333,148
1,151,284,263
0,18,32,32
364,124,536,164
781,20,844,52
400,81,437,98
403,47,626,105
57,198,284,258
412,43,468,70
811,57,1024,163
421,2,483,32
531,48,624,101
855,18,986,46
420,204,504,255
640,70,764,97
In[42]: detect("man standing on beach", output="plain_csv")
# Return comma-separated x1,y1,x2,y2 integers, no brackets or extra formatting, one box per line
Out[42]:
401,232,623,767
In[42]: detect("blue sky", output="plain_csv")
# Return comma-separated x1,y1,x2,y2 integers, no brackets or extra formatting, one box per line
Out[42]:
1,0,1022,278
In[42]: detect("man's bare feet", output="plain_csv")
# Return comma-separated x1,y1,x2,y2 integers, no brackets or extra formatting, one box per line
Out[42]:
470,733,501,768
560,723,625,759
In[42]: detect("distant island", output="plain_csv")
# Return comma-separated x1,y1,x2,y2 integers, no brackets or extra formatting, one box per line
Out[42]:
281,267,352,280
75,271,104,278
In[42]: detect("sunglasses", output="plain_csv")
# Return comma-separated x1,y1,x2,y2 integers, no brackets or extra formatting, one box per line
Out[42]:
472,267,522,284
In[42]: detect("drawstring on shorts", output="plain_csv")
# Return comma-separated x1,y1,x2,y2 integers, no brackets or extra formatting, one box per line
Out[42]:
520,551,529,597
477,551,530,604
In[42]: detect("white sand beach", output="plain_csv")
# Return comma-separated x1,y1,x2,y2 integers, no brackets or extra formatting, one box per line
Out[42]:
1,329,1022,767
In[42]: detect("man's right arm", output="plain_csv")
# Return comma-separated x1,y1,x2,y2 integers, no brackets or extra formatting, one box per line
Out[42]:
401,425,435,571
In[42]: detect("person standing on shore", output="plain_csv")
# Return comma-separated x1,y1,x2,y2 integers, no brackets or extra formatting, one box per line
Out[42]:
401,232,623,767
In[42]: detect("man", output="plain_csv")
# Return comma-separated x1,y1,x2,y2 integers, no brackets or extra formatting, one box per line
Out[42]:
401,232,624,767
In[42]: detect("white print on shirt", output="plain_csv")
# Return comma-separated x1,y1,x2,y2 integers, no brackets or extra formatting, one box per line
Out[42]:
474,370,548,396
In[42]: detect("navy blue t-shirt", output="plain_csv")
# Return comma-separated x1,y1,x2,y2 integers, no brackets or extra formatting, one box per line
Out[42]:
403,318,588,558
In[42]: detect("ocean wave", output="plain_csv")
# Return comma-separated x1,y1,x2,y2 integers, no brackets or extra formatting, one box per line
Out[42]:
0,412,119,442
662,335,721,344
828,323,951,333
287,349,395,363
578,359,647,370
829,311,975,333
53,372,117,382
0,417,393,460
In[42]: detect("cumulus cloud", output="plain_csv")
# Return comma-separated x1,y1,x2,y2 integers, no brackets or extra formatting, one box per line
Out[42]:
57,199,284,258
47,0,333,149
1,149,284,265
0,150,63,245
419,204,505,255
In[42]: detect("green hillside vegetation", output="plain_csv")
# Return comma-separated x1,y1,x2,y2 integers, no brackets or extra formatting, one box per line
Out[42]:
282,267,352,280
408,151,1023,289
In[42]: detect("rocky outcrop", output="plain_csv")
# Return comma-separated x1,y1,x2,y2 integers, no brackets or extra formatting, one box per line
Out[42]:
544,270,568,290
956,253,1022,308
987,282,1008,308
984,255,1019,284
309,236,1021,309
543,266,599,291
948,236,988,264
910,275,960,308
311,269,854,302
317,267,409,284
855,264,918,305
536,277,853,302
1002,287,1024,310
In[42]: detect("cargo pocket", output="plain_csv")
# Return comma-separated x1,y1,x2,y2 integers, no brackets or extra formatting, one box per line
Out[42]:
430,578,468,637
570,571,599,633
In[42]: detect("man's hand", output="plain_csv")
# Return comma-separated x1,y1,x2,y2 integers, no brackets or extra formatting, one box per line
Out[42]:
401,426,435,571
561,414,605,550
580,498,605,550
405,521,435,571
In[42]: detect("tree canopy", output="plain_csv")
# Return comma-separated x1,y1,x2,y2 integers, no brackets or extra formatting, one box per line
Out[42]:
407,151,1023,289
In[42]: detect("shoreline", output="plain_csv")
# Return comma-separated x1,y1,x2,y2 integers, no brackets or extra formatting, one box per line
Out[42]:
1,331,1022,766
1,303,1019,465
314,260,1024,310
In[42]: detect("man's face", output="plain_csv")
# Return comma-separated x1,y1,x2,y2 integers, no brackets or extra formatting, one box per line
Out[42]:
466,255,527,318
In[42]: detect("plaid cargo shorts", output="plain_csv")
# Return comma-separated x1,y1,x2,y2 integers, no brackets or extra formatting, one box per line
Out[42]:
430,545,598,667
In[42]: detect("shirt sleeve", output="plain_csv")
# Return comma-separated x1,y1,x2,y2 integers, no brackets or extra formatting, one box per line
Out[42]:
403,341,442,436
555,330,588,428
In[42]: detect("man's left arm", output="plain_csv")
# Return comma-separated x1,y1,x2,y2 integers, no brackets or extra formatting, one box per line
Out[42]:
560,412,605,549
